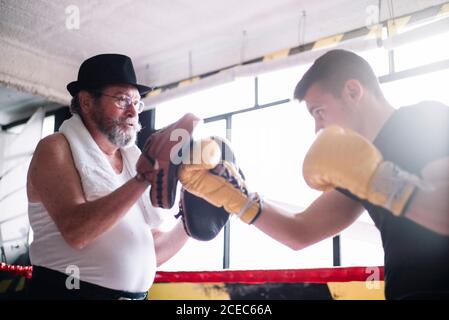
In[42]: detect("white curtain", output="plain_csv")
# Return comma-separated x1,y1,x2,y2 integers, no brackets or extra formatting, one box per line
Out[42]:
0,108,44,264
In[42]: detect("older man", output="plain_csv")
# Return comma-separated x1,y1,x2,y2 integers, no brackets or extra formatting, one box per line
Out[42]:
26,54,189,299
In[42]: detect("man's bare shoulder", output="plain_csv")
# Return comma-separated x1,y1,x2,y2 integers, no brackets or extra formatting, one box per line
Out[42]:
30,132,74,177
37,132,68,149
34,133,71,159
28,133,72,202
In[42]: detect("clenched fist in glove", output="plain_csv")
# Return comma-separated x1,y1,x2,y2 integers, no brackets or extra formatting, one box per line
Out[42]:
136,113,200,209
303,125,430,216
178,136,263,225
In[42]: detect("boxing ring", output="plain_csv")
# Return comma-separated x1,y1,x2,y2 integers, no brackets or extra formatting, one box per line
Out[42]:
1,263,385,299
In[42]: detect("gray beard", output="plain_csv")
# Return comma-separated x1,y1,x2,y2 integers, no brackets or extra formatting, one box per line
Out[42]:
93,111,142,148
105,119,142,149
106,122,138,148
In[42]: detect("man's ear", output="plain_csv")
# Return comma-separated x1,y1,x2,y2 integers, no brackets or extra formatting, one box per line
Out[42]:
78,91,94,115
343,79,363,105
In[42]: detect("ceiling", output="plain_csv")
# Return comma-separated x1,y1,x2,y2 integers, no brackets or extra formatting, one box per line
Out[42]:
1,0,448,126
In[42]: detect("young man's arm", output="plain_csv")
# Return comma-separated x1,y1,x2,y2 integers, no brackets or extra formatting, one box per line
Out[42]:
27,133,151,250
150,190,363,267
302,126,449,236
404,156,449,235
254,189,365,250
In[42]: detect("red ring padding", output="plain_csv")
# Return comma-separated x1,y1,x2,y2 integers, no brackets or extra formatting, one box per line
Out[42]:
154,266,384,284
1,264,384,284
0,263,33,279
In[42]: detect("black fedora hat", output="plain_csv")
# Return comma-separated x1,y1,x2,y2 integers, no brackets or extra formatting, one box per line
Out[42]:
67,54,152,96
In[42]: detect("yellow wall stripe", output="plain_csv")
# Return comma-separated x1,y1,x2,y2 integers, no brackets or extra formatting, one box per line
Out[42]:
366,24,383,39
438,3,449,15
387,16,412,36
312,34,344,50
263,49,290,61
148,88,162,97
148,283,230,300
179,77,200,87
148,281,386,300
327,281,385,300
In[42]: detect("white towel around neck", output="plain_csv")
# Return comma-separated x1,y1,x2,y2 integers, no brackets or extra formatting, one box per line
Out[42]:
59,114,163,228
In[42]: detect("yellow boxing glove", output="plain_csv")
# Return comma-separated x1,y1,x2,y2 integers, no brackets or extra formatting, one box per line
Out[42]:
303,125,429,216
178,136,262,224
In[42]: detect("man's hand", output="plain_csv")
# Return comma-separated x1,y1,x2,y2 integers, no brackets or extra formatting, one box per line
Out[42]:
136,113,200,209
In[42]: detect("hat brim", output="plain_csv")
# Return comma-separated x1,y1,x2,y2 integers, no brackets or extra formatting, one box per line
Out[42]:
67,81,153,97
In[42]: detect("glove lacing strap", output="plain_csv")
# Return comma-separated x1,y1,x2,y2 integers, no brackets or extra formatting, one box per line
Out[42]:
237,192,263,224
211,162,262,224
370,161,434,216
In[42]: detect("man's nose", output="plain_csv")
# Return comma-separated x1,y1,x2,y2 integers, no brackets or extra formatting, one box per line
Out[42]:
125,103,138,117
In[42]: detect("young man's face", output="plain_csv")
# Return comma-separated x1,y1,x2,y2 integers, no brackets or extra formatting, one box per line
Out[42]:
303,82,358,134
91,84,142,148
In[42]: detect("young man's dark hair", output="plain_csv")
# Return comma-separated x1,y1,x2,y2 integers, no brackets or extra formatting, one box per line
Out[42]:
294,49,384,101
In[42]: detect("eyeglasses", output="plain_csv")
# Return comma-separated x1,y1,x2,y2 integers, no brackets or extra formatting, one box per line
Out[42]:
97,92,145,114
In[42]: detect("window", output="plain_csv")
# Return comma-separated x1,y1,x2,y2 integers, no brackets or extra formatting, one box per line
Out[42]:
229,101,331,269
42,115,55,137
382,68,449,108
358,47,389,77
257,65,309,105
230,219,333,269
158,224,226,271
1,114,54,264
231,101,319,208
154,77,254,129
157,120,228,271
6,114,54,137
339,212,384,267
393,30,449,72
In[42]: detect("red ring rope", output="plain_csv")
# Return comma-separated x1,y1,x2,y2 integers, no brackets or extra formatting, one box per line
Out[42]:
1,264,384,284
0,263,33,279
154,266,384,284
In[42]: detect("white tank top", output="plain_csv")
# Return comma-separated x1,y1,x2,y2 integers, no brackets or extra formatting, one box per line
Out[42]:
28,167,157,292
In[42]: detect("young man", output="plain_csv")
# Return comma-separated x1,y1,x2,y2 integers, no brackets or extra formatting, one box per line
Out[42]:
178,50,449,299
26,54,189,299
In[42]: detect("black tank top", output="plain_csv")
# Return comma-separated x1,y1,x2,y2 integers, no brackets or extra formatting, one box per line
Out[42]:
338,101,449,299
